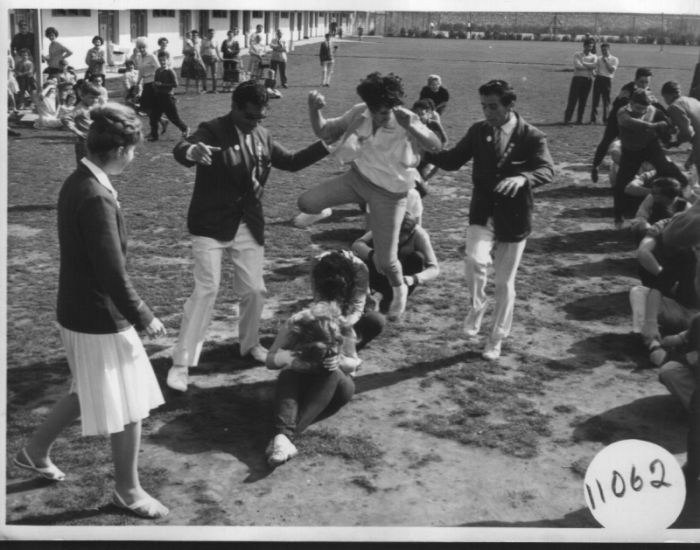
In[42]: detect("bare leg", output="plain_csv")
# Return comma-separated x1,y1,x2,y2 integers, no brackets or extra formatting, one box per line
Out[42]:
22,393,80,467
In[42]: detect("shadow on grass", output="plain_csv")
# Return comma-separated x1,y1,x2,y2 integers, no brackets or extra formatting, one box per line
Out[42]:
310,227,367,246
536,184,610,200
527,227,630,255
8,204,57,212
564,332,649,370
562,290,630,322
9,505,111,525
461,506,598,528
6,477,57,495
558,206,611,219
550,257,638,279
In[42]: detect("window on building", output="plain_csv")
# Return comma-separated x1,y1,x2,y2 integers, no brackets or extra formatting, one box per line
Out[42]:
280,12,289,18
152,10,175,18
51,9,91,16
212,10,227,18
252,11,263,18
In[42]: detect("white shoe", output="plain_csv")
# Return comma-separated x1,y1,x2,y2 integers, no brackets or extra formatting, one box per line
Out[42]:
482,339,502,361
630,285,650,333
245,344,268,363
266,434,298,466
387,283,408,321
166,365,188,392
293,208,333,228
463,306,487,337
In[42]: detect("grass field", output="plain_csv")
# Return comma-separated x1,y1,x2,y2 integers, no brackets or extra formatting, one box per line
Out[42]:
6,36,700,536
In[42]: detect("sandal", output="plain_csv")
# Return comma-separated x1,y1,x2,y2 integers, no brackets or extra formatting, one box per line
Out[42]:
12,447,66,481
112,490,169,519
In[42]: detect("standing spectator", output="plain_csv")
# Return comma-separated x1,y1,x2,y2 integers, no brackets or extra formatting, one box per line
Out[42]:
131,37,159,119
147,51,189,142
358,26,364,41
166,81,330,392
14,103,169,519
423,79,554,360
11,20,36,62
295,73,441,319
181,31,207,94
270,29,288,89
221,29,241,92
614,88,687,227
661,80,700,180
247,34,266,79
563,38,597,125
590,42,619,124
42,27,72,78
319,34,337,87
247,24,264,73
419,75,450,116
61,81,102,164
412,98,448,195
591,67,655,183
84,36,105,80
153,37,169,61
14,48,37,109
200,29,221,93
8,53,19,113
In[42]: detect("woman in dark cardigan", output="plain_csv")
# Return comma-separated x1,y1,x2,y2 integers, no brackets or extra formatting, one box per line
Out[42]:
13,103,169,519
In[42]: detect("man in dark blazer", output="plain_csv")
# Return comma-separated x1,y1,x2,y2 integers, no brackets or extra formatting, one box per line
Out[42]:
168,80,329,392
424,79,554,360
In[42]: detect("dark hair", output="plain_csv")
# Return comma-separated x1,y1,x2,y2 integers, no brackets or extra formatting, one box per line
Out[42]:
325,33,331,39
157,37,168,47
312,251,355,306
89,73,105,83
399,212,418,237
92,35,104,45
231,80,268,109
19,48,31,55
157,50,170,59
635,67,653,79
478,79,517,106
44,27,58,38
208,28,215,33
86,103,142,160
288,305,343,364
651,177,683,200
601,42,610,48
412,98,435,112
80,81,102,97
190,29,198,34
356,72,405,110
630,88,651,106
124,59,135,68
661,80,682,96
583,38,595,46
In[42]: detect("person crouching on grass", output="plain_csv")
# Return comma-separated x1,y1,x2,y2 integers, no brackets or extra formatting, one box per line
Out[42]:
265,251,385,466
147,51,189,141
295,72,442,320
13,103,169,519
61,81,102,164
423,79,554,360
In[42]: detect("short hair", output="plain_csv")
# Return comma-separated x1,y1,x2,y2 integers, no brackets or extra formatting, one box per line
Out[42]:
583,38,595,46
19,48,31,55
630,88,651,105
18,21,28,27
325,33,331,39
661,80,682,96
92,35,104,45
80,81,102,97
412,98,435,112
231,80,269,109
356,72,405,110
157,50,170,59
190,29,198,34
478,79,517,106
208,28,215,33
312,251,355,305
651,177,683,200
135,36,148,48
427,74,442,85
124,59,135,68
86,103,143,161
89,73,105,83
256,24,263,30
601,42,610,48
635,67,653,80
44,27,58,38
157,37,168,46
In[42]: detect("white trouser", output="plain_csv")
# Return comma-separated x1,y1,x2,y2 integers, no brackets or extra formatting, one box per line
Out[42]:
321,60,334,85
465,220,526,341
172,223,266,366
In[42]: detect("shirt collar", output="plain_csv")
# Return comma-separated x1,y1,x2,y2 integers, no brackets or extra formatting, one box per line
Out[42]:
498,113,517,137
81,157,118,201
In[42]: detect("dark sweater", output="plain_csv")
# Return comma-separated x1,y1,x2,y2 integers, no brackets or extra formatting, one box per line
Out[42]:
56,164,154,334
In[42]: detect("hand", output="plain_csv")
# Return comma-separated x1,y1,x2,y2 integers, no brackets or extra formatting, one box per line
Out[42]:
495,176,526,197
591,166,599,183
308,90,326,111
190,142,222,166
392,106,415,129
404,275,416,287
145,317,166,338
322,353,340,371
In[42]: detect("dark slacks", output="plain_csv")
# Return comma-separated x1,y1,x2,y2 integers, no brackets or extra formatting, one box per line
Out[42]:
367,251,426,312
564,76,593,124
149,93,187,138
270,60,287,87
591,75,612,123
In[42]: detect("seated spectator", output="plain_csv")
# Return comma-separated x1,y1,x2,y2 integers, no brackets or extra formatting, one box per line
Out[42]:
31,78,63,129
658,314,700,411
61,81,102,163
412,98,447,196
57,59,76,85
88,73,108,104
352,212,439,314
123,59,141,109
419,74,450,115
630,177,690,242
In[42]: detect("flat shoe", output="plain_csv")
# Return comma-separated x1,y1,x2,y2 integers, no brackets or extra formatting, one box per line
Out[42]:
112,490,169,519
13,447,65,481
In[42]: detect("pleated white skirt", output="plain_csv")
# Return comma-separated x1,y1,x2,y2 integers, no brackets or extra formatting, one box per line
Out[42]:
60,325,165,436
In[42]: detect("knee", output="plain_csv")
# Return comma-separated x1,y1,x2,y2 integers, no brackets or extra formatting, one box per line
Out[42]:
402,251,426,275
297,194,314,214
240,285,267,301
358,312,386,341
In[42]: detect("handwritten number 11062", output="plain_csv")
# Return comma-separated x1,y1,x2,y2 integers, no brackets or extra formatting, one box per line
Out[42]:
585,459,671,510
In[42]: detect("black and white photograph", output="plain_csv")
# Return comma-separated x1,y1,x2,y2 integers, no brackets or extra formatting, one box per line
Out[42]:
4,0,700,542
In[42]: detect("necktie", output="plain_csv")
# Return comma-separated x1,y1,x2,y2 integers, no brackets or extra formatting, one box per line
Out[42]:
245,133,263,199
494,127,502,158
